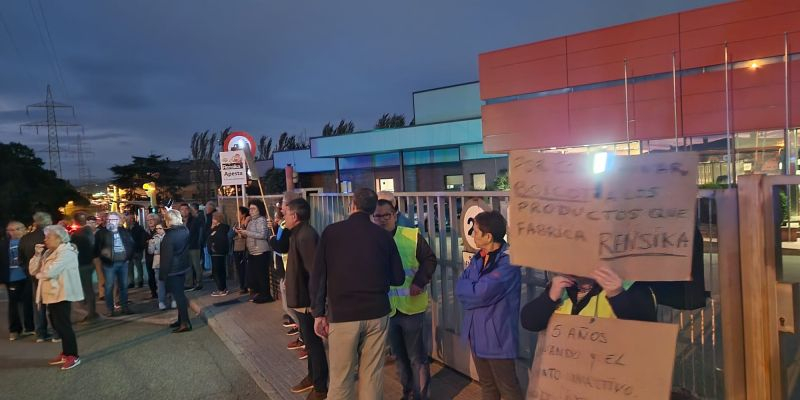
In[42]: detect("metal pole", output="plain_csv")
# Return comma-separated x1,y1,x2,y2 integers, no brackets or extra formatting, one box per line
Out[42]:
399,151,406,191
334,157,341,193
673,51,680,152
785,32,792,175
724,43,734,187
624,58,631,155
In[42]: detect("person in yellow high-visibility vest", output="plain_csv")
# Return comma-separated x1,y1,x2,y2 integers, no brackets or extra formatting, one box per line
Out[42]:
520,266,656,332
372,199,438,400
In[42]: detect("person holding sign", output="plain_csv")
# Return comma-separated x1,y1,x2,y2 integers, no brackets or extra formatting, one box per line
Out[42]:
520,266,656,333
455,210,523,400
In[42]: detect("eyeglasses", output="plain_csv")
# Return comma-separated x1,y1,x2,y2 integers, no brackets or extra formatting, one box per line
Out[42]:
372,213,394,220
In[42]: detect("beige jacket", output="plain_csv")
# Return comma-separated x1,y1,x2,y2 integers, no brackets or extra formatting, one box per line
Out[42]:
29,243,84,304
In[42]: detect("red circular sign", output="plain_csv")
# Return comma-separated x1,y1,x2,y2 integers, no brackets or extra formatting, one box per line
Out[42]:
223,131,257,157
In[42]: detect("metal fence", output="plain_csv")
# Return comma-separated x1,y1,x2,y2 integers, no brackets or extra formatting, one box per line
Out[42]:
307,190,730,398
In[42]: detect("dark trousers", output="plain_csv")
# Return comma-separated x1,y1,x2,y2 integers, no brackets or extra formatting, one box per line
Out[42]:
211,255,227,291
234,251,247,290
6,279,34,333
128,251,144,286
48,301,78,357
167,273,190,325
472,354,523,400
246,252,273,300
296,310,328,392
145,254,157,295
389,312,430,400
32,278,56,339
78,264,97,316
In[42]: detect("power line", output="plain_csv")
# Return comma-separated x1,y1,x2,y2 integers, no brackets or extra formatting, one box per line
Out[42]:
0,10,36,84
26,0,67,99
35,0,69,100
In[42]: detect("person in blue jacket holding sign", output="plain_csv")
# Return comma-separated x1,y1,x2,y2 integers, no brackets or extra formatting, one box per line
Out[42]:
455,210,523,400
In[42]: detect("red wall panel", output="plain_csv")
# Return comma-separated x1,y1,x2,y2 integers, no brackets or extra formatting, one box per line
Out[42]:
480,95,569,152
479,38,567,100
478,0,800,150
569,87,626,146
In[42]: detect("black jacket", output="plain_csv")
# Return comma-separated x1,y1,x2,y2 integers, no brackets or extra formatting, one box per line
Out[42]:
284,222,319,309
186,215,203,250
129,223,148,253
520,282,657,332
159,225,191,280
0,237,30,283
207,224,230,256
94,227,135,265
18,228,44,273
70,225,95,265
310,212,405,322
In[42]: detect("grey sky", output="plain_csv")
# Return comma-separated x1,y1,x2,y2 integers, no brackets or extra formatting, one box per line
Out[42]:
0,0,727,182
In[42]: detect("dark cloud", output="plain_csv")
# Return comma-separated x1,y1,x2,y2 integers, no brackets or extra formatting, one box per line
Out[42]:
0,0,728,182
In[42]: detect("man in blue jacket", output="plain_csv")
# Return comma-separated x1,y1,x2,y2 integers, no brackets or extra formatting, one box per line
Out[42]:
455,210,522,400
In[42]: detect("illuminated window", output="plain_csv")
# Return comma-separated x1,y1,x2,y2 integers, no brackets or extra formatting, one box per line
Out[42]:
445,175,463,190
471,173,486,190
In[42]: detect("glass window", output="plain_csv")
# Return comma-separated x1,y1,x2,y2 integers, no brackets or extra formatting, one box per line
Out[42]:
376,178,394,192
472,173,486,190
444,175,463,191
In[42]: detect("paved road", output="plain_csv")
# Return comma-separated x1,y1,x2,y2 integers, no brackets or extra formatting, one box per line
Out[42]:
0,292,267,400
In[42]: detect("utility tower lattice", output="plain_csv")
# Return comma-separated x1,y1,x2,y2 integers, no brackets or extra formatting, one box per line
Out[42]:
74,133,94,185
20,85,82,178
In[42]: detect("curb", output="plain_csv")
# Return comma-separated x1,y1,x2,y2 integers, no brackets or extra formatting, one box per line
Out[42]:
187,294,283,400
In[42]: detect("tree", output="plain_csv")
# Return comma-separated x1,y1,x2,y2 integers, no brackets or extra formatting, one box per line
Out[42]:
110,154,187,201
276,132,309,151
190,127,231,200
263,168,287,194
0,142,88,223
321,120,355,136
257,136,273,161
375,113,406,129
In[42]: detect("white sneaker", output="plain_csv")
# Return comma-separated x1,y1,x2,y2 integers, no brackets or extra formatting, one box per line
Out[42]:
158,302,166,311
171,300,177,308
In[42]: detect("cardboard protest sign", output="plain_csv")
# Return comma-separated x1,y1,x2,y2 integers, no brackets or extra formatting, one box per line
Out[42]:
220,150,247,185
527,314,678,400
508,151,698,281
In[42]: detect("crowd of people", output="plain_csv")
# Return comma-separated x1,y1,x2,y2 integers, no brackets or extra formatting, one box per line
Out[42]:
2,188,662,398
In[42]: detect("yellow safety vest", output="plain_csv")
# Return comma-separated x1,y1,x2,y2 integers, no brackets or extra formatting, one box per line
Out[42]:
389,226,428,317
555,281,635,319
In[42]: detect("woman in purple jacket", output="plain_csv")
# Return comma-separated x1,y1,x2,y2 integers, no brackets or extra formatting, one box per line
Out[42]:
455,210,522,400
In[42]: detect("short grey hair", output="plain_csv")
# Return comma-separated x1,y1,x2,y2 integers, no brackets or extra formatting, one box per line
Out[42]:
33,212,53,227
43,225,70,244
165,209,183,227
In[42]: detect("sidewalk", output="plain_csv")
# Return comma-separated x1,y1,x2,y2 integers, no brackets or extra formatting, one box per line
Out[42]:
184,285,484,399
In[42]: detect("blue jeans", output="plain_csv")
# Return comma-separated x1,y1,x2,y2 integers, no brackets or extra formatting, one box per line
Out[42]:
154,268,171,306
388,312,430,400
103,261,129,312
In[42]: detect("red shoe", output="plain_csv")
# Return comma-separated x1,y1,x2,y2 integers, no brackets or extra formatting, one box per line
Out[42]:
61,356,81,370
297,348,308,360
287,338,305,350
48,352,65,365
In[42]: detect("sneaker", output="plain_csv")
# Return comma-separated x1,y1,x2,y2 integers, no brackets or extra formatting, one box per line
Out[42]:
291,375,313,393
282,320,296,328
48,352,65,365
171,300,177,308
158,302,167,311
36,336,52,343
210,290,229,297
51,337,62,343
9,332,19,341
21,331,34,337
287,327,300,336
287,338,305,350
297,348,308,360
61,356,81,370
114,304,122,310
193,285,203,291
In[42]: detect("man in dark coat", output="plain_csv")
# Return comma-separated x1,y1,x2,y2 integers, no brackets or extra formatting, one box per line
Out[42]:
94,212,135,316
